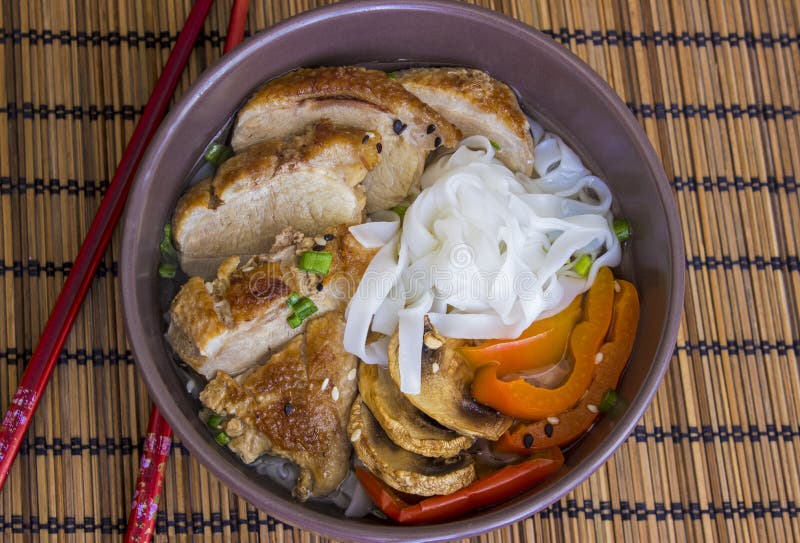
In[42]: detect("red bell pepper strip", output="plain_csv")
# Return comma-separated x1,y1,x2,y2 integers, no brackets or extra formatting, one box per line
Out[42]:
496,279,640,452
458,295,583,377
355,447,564,524
471,267,615,420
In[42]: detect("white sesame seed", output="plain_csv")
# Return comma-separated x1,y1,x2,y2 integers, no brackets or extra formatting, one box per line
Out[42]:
347,368,357,381
432,362,440,374
595,352,604,364
423,333,444,350
321,378,329,391
614,281,621,293
547,416,560,425
587,404,599,414
332,386,340,401
350,428,362,442
314,236,327,246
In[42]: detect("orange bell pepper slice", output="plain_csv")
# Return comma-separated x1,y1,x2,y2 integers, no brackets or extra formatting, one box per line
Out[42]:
496,279,640,452
458,295,583,377
355,447,564,524
471,267,615,420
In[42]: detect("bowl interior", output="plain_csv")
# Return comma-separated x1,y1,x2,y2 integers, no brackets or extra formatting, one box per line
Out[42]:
121,1,683,541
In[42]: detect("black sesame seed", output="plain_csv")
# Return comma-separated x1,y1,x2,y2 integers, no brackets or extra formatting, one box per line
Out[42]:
544,423,553,437
316,282,324,292
324,233,335,241
376,143,383,154
361,134,370,144
523,433,533,448
434,136,442,147
426,124,436,134
312,244,325,251
284,403,294,416
393,119,407,134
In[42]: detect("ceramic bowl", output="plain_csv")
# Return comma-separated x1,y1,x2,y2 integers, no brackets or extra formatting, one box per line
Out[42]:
121,1,684,540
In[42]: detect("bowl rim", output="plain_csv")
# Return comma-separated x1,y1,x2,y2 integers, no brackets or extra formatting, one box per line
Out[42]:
121,1,685,540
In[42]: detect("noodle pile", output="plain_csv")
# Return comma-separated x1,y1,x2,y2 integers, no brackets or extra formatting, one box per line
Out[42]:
344,126,621,394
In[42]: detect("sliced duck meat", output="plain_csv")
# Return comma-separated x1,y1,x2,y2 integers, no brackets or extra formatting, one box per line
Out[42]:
396,67,534,175
231,66,461,213
200,312,358,500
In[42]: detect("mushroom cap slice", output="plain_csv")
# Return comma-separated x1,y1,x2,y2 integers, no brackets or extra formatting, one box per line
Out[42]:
348,397,476,497
358,363,474,458
388,321,514,440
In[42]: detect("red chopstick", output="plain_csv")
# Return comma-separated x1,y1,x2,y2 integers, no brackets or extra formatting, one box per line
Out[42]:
123,2,251,541
0,0,215,490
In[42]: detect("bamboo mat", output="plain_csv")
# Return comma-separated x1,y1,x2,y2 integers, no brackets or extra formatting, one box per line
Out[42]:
1,0,799,541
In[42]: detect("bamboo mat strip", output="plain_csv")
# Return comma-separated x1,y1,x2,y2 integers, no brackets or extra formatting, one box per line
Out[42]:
1,0,799,542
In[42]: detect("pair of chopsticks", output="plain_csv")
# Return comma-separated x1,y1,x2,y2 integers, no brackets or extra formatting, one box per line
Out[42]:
0,0,250,540
123,2,250,541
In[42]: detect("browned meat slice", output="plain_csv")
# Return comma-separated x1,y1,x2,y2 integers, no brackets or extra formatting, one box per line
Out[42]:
396,67,535,175
172,121,380,263
231,66,461,212
388,319,513,440
200,312,358,500
167,225,377,378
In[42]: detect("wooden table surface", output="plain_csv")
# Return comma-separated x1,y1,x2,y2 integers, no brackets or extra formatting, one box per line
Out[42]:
1,1,799,541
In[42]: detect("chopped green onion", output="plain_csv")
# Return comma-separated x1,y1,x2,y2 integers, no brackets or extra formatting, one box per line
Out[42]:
599,388,618,413
207,413,224,430
489,139,501,150
204,142,233,166
159,224,177,259
299,251,333,275
286,292,301,308
391,205,408,219
292,297,318,319
295,305,318,321
214,431,231,446
287,314,303,329
613,218,631,242
386,72,397,79
158,262,177,278
573,254,593,277
286,296,318,328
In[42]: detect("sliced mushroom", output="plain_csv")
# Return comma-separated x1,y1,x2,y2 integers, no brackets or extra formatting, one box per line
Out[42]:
348,397,476,497
388,320,514,440
358,363,474,458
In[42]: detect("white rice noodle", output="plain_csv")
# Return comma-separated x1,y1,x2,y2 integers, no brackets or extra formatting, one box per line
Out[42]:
344,128,621,394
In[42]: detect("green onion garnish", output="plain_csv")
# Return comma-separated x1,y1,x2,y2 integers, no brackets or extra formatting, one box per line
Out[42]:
207,413,224,430
158,262,177,278
489,139,501,150
287,292,301,308
387,72,397,79
287,314,303,329
286,296,319,328
299,251,333,275
599,388,618,413
214,431,231,446
204,142,233,166
391,205,408,219
159,224,177,259
613,218,631,242
292,297,318,319
573,254,593,277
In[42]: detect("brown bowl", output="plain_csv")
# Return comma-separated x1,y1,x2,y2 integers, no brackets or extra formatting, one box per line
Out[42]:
120,1,684,540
